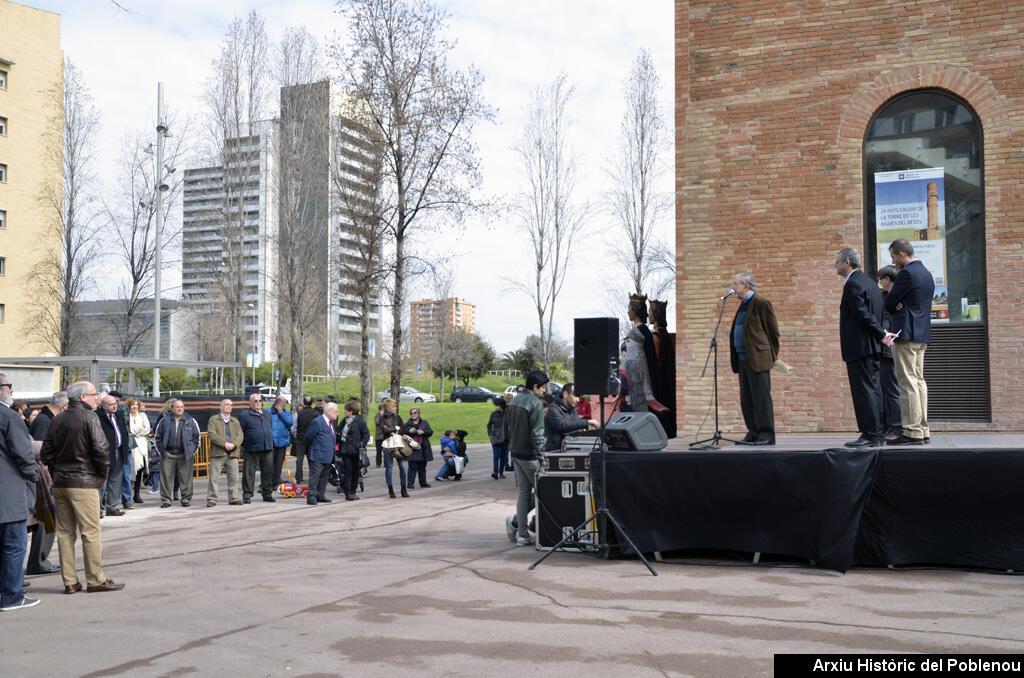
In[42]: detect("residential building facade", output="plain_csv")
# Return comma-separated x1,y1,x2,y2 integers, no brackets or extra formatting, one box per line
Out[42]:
0,0,62,356
409,298,477,357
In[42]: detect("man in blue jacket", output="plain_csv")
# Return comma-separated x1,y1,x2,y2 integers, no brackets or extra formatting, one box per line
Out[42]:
153,399,201,508
883,239,935,445
267,396,293,488
303,402,338,505
238,394,276,503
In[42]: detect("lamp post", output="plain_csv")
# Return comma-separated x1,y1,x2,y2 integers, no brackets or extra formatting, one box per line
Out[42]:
153,82,169,397
248,302,257,385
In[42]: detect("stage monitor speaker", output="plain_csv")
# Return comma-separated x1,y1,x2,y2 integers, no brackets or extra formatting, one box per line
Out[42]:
536,472,598,551
604,411,668,451
574,317,619,396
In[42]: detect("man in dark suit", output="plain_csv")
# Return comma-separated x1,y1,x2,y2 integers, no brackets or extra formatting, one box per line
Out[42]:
835,248,889,448
883,238,935,445
728,273,780,445
303,402,338,506
97,394,131,517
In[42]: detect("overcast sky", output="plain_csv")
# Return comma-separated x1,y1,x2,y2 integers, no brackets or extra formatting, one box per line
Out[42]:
33,0,675,356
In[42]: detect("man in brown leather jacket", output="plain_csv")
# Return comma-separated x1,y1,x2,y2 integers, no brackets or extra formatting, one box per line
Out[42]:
728,273,781,445
40,381,124,594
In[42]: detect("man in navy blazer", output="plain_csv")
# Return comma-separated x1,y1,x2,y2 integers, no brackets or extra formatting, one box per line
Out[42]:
835,248,888,448
303,402,338,506
883,239,934,445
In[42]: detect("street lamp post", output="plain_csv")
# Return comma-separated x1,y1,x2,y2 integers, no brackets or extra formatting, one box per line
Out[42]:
248,302,257,385
153,82,169,397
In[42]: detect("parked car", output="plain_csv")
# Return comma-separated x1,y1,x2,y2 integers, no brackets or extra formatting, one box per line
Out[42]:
245,384,291,404
547,381,563,397
449,386,501,403
503,385,519,398
376,386,437,403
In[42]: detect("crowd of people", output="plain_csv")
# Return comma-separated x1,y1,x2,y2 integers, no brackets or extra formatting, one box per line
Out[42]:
0,356,606,612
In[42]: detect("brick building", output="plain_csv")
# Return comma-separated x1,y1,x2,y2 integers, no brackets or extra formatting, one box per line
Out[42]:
675,1,1024,435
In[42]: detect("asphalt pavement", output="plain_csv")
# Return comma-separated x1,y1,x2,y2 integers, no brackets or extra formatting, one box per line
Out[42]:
8,439,1024,677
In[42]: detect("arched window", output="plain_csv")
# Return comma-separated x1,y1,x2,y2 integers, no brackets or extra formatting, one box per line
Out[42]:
863,90,988,420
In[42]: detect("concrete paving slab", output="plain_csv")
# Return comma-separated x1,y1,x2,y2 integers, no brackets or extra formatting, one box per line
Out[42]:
8,442,1024,677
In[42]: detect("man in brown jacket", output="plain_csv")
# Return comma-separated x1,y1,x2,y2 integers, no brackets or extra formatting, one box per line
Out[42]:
40,381,124,593
206,399,244,507
728,273,781,445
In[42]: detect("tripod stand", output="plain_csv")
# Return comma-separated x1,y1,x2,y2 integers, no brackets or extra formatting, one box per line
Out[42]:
530,395,657,575
690,295,742,449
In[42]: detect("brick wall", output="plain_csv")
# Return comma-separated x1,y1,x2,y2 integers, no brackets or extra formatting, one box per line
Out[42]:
675,1,1024,435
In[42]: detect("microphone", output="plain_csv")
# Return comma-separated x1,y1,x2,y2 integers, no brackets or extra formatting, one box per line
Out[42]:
719,289,735,300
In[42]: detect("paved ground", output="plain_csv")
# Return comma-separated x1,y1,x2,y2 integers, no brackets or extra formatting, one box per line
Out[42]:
8,439,1024,678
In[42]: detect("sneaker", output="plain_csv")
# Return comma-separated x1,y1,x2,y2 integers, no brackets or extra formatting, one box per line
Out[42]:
435,476,447,482
148,488,159,495
1,596,41,612
516,534,536,546
505,515,517,543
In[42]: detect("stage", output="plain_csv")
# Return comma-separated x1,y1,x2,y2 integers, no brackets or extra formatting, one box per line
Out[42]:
589,433,1024,573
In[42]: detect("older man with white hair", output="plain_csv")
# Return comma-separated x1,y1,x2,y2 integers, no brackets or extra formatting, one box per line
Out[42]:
303,402,339,506
206,399,244,507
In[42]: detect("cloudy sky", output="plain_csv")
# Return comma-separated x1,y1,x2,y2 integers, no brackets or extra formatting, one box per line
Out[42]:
33,0,675,356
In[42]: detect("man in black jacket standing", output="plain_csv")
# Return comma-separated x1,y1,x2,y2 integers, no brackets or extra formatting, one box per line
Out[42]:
835,247,891,448
294,396,319,483
238,394,276,503
544,383,599,452
0,373,40,610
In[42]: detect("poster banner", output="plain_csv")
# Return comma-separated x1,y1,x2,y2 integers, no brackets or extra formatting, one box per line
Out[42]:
874,168,949,322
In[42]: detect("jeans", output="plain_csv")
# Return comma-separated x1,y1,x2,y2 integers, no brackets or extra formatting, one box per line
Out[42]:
514,459,540,539
435,457,456,479
383,454,407,487
491,442,509,475
0,519,27,608
121,461,133,505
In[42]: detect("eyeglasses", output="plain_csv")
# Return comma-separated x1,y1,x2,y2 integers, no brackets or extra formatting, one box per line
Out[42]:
84,391,99,397
0,383,12,389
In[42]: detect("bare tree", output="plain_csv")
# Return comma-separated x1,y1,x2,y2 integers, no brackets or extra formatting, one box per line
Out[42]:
333,0,492,400
507,71,589,376
200,10,271,389
273,27,331,398
25,58,102,368
605,49,672,298
103,116,189,359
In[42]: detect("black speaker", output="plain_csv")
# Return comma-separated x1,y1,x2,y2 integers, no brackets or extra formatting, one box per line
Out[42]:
604,411,668,451
536,472,597,551
574,317,619,396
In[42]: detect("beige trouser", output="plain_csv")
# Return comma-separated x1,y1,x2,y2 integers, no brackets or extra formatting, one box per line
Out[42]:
53,487,107,588
893,340,930,440
207,455,241,503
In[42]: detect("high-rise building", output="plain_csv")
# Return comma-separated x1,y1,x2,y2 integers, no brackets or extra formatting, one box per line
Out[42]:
181,82,380,375
0,1,62,356
409,298,477,356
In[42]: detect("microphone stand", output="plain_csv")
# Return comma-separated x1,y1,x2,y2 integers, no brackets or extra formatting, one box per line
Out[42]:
690,295,743,449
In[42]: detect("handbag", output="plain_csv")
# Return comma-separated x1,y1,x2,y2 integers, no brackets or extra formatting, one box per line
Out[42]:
453,455,465,475
359,447,370,469
402,434,421,450
383,433,413,459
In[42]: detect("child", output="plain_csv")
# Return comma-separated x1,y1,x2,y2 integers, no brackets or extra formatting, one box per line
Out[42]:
434,431,459,481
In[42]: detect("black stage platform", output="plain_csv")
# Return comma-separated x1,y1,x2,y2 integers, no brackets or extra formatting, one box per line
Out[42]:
591,447,1024,572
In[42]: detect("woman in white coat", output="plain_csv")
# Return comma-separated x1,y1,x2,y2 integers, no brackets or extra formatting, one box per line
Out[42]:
125,398,152,504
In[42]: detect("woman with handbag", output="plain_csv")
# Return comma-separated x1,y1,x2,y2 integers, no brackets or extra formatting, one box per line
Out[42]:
403,407,433,489
336,400,370,501
378,398,408,498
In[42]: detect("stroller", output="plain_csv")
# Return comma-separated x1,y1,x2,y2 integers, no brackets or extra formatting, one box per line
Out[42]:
327,448,369,494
